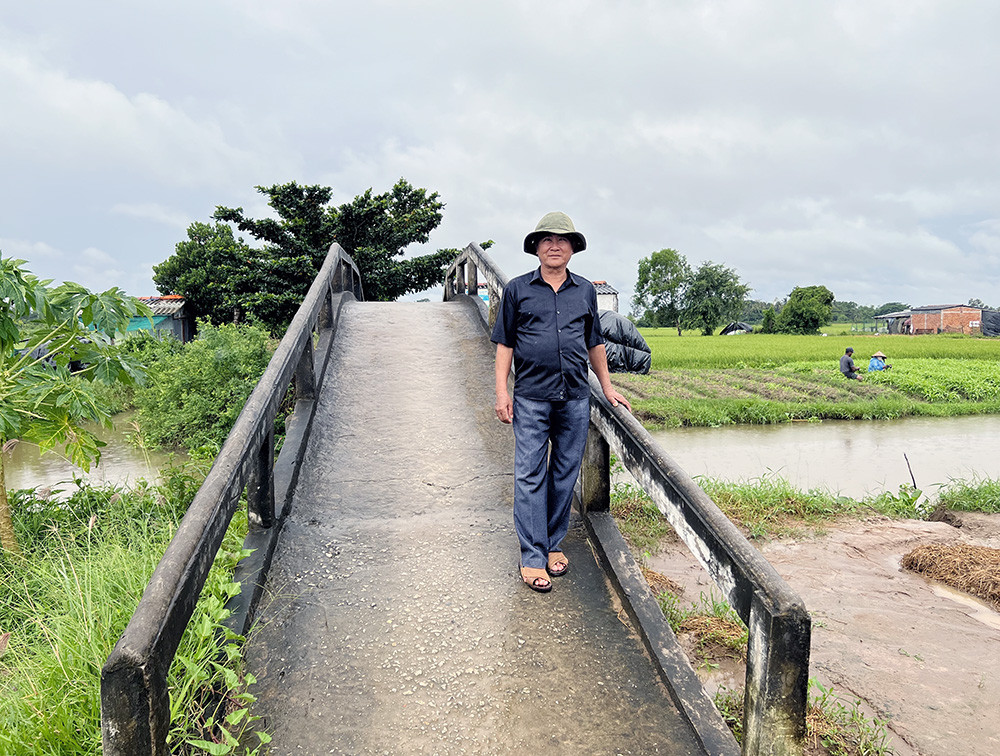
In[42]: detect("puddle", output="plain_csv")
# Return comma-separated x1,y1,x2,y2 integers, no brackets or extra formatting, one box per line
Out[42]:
928,581,1000,631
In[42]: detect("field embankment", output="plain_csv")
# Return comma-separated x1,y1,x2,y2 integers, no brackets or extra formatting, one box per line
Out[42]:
614,331,1000,427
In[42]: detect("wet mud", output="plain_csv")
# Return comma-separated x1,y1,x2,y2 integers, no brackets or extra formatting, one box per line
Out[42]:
648,513,1000,756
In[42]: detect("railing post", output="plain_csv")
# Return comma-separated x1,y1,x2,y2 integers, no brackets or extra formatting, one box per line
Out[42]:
580,421,610,516
295,336,316,402
488,286,501,329
466,261,478,299
319,284,333,330
101,660,170,756
742,596,810,756
246,429,275,529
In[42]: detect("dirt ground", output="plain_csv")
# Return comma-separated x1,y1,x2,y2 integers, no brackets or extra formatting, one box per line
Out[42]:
647,511,1000,756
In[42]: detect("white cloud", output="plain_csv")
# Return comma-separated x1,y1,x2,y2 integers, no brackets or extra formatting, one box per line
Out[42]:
111,203,191,229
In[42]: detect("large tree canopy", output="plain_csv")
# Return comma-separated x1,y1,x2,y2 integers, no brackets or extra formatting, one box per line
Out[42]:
681,261,751,336
776,285,835,334
155,179,451,332
631,249,691,335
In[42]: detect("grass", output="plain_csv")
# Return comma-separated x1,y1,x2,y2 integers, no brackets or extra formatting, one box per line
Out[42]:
612,467,940,544
713,680,893,756
0,470,269,755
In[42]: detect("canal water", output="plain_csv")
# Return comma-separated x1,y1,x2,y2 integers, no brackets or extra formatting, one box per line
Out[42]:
4,419,182,494
648,414,1000,500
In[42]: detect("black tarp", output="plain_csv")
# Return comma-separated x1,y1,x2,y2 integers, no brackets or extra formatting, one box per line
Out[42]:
719,321,753,335
599,310,651,374
982,310,1000,337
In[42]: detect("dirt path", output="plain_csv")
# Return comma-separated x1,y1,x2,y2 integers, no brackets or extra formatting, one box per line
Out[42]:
647,512,1000,756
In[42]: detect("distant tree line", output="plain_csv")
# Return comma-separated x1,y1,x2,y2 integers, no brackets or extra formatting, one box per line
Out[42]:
631,248,937,335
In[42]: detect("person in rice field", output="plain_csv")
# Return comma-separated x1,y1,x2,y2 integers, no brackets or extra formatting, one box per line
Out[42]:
840,347,863,380
868,351,891,371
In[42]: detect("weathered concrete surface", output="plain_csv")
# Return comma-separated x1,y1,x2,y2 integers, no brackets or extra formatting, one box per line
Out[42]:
244,300,704,755
651,516,1000,756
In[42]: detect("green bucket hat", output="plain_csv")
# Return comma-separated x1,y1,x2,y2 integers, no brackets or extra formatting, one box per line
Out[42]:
523,211,587,255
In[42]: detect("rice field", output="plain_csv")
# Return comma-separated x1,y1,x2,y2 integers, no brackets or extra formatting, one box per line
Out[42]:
613,332,1000,428
638,330,1000,369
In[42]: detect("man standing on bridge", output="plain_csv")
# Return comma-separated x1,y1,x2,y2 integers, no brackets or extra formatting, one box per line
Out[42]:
492,212,632,593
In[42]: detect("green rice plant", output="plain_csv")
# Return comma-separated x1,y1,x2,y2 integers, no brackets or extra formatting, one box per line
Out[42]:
638,330,1000,370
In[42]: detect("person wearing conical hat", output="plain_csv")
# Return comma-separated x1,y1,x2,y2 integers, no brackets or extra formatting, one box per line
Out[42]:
491,212,632,593
868,350,891,371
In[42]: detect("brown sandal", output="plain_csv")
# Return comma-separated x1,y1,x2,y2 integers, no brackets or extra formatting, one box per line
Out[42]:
520,563,552,593
547,552,569,577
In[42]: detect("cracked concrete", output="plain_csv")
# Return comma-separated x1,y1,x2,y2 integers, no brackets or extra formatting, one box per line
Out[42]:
243,300,705,755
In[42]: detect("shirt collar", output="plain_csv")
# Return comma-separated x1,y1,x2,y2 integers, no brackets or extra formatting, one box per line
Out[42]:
529,267,578,288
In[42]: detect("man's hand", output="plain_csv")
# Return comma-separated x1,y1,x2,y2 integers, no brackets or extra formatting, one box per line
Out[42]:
603,385,632,412
496,390,513,424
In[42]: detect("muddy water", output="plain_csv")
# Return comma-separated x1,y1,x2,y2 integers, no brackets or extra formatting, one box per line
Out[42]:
649,414,1000,499
4,419,181,493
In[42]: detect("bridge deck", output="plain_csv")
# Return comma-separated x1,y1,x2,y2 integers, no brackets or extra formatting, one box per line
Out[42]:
244,299,705,755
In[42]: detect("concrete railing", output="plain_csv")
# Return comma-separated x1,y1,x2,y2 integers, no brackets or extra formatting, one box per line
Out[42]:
443,242,508,329
101,244,363,756
449,245,811,756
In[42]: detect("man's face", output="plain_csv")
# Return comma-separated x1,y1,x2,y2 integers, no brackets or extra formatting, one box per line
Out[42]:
536,234,574,268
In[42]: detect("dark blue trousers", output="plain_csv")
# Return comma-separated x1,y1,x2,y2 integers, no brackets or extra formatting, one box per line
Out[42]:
512,395,590,569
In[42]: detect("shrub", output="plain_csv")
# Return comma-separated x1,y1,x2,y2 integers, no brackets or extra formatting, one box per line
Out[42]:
133,322,273,452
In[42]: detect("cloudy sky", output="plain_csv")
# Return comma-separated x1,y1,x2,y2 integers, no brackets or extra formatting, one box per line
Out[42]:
2,0,998,312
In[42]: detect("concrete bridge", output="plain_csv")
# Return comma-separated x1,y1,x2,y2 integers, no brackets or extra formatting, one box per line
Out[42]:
100,244,810,755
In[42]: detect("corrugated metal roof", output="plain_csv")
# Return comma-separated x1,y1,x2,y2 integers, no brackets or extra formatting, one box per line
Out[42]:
910,304,966,312
592,281,618,295
138,296,186,316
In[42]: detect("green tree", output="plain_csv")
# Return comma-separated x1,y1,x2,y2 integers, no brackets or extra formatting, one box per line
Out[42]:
681,262,750,336
776,285,835,334
0,257,148,554
216,179,448,302
761,308,777,333
631,249,691,335
156,179,451,333
875,301,910,316
152,222,256,327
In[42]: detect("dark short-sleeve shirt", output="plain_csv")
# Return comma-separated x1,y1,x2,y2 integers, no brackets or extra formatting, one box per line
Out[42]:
491,268,605,400
840,354,857,375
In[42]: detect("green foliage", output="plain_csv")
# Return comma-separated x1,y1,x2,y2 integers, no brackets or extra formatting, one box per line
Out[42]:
875,301,910,316
0,467,268,755
936,477,1000,513
776,285,835,334
681,261,751,335
132,322,273,452
760,308,777,333
153,222,258,328
156,179,449,332
631,249,691,333
0,256,150,552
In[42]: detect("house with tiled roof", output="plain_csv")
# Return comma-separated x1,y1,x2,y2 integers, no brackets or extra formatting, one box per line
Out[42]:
127,295,194,342
592,281,619,313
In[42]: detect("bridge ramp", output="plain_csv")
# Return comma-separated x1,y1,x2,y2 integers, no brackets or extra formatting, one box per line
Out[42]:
244,299,705,755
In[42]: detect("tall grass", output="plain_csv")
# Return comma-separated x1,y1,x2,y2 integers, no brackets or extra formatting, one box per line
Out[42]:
0,470,267,755
612,469,977,544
